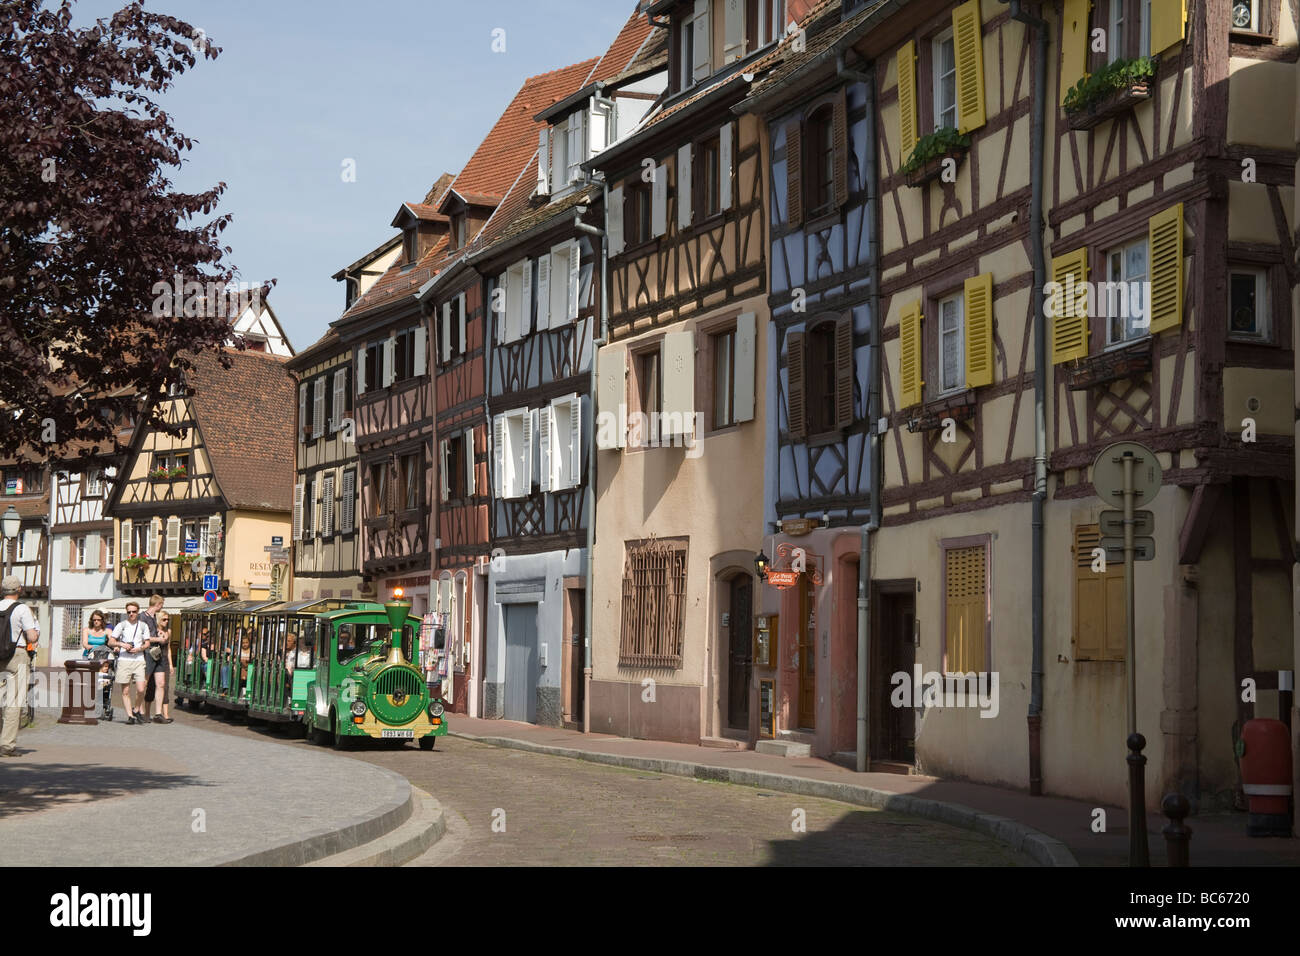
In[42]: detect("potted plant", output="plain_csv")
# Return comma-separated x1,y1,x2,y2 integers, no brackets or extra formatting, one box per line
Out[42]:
148,465,169,480
1064,56,1155,130
123,554,150,580
168,464,187,479
901,127,971,188
172,554,193,578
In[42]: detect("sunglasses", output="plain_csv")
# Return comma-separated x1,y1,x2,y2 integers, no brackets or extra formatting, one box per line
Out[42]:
127,610,139,615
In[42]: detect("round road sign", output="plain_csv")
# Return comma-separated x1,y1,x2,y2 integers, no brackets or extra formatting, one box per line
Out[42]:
1092,440,1163,509
204,590,217,602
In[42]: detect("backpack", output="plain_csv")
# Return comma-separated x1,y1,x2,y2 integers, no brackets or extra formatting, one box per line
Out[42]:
0,602,20,668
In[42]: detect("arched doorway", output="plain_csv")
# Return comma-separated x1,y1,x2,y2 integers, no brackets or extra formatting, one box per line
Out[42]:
726,572,754,731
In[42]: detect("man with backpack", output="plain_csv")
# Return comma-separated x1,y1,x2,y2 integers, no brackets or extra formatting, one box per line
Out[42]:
0,576,40,757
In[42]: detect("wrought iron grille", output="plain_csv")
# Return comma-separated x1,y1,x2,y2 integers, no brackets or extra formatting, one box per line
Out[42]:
619,538,688,668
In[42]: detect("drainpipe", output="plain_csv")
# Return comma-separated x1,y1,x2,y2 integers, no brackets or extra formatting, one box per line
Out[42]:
1005,0,1049,796
838,53,878,774
574,200,608,736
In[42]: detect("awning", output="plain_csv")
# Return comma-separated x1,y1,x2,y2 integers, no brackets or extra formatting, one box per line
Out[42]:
85,595,212,615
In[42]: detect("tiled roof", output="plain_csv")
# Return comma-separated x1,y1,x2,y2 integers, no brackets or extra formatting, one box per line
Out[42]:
285,328,344,371
187,349,295,513
587,4,657,84
422,173,456,206
747,0,869,101
401,203,448,223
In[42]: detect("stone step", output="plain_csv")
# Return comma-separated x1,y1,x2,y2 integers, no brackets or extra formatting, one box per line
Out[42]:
829,751,917,774
755,739,812,758
699,735,748,750
307,787,445,867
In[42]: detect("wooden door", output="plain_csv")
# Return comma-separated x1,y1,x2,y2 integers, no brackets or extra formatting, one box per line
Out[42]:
569,588,585,724
873,591,916,763
797,576,816,729
726,575,752,730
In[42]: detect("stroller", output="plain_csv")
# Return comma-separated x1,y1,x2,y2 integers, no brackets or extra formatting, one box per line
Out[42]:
87,647,116,722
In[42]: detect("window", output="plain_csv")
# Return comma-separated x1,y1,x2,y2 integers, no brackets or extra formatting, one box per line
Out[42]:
181,519,199,556
1107,0,1126,63
1228,266,1268,341
748,0,787,49
452,214,466,251
699,135,722,218
132,523,151,557
937,293,965,393
634,348,662,446
73,535,86,569
63,606,83,650
787,315,852,439
403,229,417,264
943,540,989,673
198,520,210,558
500,260,532,343
152,452,188,474
321,472,335,537
626,182,652,247
1231,0,1260,32
495,409,533,499
806,322,838,434
932,28,957,129
392,327,418,383
400,452,421,511
1104,237,1149,345
364,341,383,392
446,435,466,500
806,107,835,219
712,328,736,428
681,14,696,91
331,367,347,431
1099,0,1152,61
619,538,688,668
542,395,582,492
368,461,388,516
566,112,586,183
442,294,466,361
548,241,579,326
105,532,113,569
83,469,102,498
1072,525,1124,662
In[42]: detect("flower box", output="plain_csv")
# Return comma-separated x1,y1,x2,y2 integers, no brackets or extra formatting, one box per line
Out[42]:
906,393,977,433
1065,340,1152,391
1066,82,1151,131
905,144,969,188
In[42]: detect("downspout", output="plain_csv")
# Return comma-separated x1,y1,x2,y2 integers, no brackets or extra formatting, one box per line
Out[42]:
838,52,878,774
575,200,608,736
1005,0,1049,796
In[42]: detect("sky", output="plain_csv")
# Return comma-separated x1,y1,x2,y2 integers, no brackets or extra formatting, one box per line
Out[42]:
70,0,636,354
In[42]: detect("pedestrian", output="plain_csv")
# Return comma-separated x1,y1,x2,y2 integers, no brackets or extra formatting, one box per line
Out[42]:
140,593,163,714
109,601,149,724
0,576,39,756
149,609,174,723
81,610,111,657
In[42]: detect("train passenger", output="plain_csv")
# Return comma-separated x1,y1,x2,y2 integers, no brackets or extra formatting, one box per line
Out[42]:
284,633,297,676
238,634,251,698
338,625,354,656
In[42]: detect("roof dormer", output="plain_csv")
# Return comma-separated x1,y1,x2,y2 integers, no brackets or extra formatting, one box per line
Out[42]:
436,190,501,252
655,0,787,96
391,202,449,267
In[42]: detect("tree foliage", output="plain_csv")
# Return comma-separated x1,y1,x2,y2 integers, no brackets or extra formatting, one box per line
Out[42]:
0,0,247,461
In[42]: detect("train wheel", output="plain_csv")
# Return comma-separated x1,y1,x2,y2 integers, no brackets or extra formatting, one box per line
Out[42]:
419,736,436,751
308,720,328,746
331,715,350,751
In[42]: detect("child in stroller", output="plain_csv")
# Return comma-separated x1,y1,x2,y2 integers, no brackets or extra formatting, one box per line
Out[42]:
88,647,116,721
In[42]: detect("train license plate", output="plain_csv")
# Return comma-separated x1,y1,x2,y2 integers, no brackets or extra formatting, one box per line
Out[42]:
381,730,414,739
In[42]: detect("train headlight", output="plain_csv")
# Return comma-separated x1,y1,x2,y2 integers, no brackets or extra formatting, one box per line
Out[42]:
350,700,367,717
429,701,444,718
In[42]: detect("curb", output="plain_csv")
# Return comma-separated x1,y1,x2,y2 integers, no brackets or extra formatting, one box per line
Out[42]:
452,731,1078,867
306,787,446,867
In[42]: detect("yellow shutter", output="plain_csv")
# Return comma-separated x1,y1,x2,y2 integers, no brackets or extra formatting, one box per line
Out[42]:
898,301,923,409
1072,524,1126,662
1149,0,1186,55
1050,247,1089,364
1060,0,1092,107
897,40,917,166
1147,203,1184,334
964,272,994,388
952,0,986,133
945,545,986,673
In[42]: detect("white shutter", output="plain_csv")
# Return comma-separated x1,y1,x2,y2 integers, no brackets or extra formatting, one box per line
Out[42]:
492,415,506,497
589,100,609,155
293,482,304,540
441,303,452,363
521,258,533,338
383,334,395,387
596,344,627,450
414,324,427,376
724,0,744,61
312,479,322,538
340,471,355,532
85,533,100,570
734,311,756,423
356,349,366,395
439,440,450,502
677,143,693,230
568,241,581,322
520,410,534,493
536,255,551,330
608,186,625,256
464,429,476,496
693,0,712,81
551,128,566,195
151,516,162,556
121,519,131,559
298,384,307,443
661,331,696,437
720,121,734,211
312,379,325,438
207,515,222,555
495,275,507,345
322,473,335,537
165,517,181,558
332,369,345,430
537,127,550,196
651,163,668,238
538,404,553,493
458,293,467,354
567,395,582,488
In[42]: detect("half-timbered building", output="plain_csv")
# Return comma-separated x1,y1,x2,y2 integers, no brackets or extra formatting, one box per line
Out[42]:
831,0,1297,808
587,0,812,745
106,349,296,603
1,457,52,661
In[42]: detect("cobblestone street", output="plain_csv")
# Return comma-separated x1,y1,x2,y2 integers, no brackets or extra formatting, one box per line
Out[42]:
172,709,1029,865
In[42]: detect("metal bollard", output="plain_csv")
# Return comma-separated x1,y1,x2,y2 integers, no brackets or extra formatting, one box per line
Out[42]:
1127,732,1150,867
1161,793,1192,867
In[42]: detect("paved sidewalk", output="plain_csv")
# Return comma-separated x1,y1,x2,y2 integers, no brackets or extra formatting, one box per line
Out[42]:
0,712,411,866
448,716,1300,867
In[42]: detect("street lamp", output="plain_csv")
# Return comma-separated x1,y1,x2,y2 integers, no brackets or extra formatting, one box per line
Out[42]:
1,505,19,579
754,551,769,579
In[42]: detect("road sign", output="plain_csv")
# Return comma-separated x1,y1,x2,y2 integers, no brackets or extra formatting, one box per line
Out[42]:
1099,509,1155,537
1099,535,1156,562
204,590,217,602
765,570,800,589
203,573,219,591
271,536,283,547
1092,441,1163,508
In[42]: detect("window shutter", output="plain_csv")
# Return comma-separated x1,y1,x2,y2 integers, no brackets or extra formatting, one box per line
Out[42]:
898,301,924,409
441,303,452,363
63,537,73,571
661,331,696,437
785,121,803,228
383,334,395,387
567,396,582,488
298,384,307,442
86,533,100,570
537,127,550,196
458,293,467,354
520,410,534,493
833,315,855,430
608,186,625,256
1148,203,1184,334
521,258,533,337
322,473,335,537
414,324,427,376
332,369,345,430
440,439,450,502
964,272,994,388
1150,0,1186,54
832,87,849,209
312,478,322,537
724,0,744,62
720,121,734,211
734,311,756,424
568,241,581,322
897,40,917,167
786,331,807,442
165,517,181,558
151,516,162,555
651,163,668,238
340,471,355,532
538,404,554,493
1050,248,1090,364
207,515,221,554
293,482,304,540
496,273,507,345
597,344,628,450
356,349,366,395
952,0,986,133
1060,0,1090,107
589,101,609,156
693,0,711,81
312,379,325,438
121,519,131,560
677,143,694,230
464,430,476,496
536,254,551,330
1073,525,1108,661
493,415,506,496
944,545,987,673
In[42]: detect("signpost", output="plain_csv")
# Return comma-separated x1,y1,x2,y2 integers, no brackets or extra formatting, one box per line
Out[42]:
204,590,217,603
271,536,283,547
184,539,198,555
203,573,219,592
1092,440,1162,868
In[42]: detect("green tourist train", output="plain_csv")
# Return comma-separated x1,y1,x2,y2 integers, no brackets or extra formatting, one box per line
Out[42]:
171,590,447,749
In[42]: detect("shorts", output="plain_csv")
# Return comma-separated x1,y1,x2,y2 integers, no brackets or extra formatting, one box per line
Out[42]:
115,658,146,685
145,651,171,680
